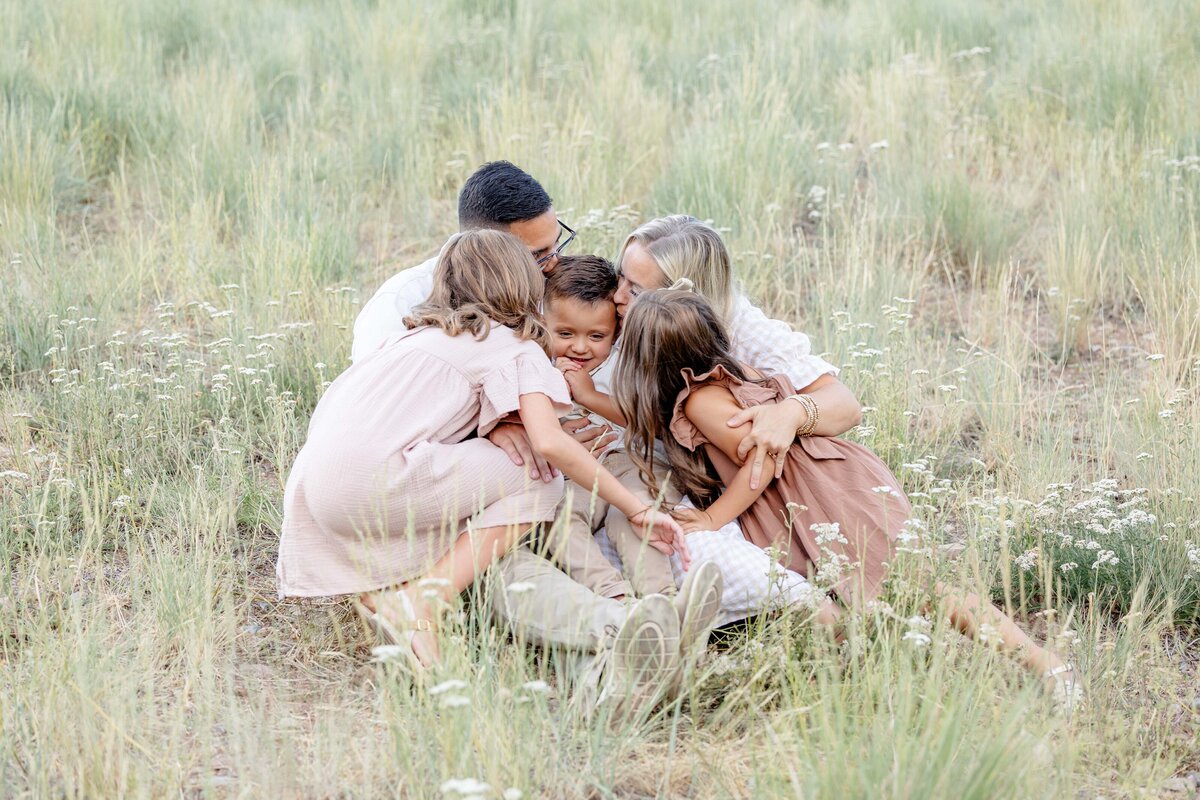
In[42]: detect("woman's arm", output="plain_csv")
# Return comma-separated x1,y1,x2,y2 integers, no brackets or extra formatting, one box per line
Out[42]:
671,386,774,532
518,393,687,562
728,374,862,489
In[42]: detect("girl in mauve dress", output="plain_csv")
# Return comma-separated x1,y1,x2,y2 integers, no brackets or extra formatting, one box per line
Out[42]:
613,289,1080,708
276,230,686,672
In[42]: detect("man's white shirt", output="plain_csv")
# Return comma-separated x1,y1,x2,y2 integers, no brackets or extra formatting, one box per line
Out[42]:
351,257,438,363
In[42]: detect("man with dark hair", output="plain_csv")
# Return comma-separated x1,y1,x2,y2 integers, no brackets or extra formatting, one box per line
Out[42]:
457,160,554,232
352,160,573,362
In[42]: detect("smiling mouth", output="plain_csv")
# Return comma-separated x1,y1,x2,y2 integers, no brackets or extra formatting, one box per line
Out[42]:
568,356,593,366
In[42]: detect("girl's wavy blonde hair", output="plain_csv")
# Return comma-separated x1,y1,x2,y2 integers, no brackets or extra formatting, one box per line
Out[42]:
614,289,756,505
615,215,735,321
404,229,550,351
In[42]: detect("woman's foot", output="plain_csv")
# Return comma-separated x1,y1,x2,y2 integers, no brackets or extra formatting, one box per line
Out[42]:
358,587,441,669
1043,662,1083,714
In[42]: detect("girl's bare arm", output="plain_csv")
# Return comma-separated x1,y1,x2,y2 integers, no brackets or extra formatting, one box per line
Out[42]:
518,393,688,562
678,386,775,530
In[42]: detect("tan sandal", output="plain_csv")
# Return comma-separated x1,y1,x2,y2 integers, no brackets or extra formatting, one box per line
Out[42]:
354,589,437,676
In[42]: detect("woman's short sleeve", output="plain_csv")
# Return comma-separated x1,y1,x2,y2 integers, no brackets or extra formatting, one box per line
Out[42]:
478,346,572,436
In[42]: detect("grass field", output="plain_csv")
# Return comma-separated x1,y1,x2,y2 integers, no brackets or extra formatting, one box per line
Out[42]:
2,0,1200,797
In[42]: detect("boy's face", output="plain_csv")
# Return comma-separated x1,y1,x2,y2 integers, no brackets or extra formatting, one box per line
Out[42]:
544,295,618,371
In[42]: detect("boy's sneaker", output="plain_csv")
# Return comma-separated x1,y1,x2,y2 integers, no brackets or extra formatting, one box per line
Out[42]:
668,561,724,700
596,594,680,722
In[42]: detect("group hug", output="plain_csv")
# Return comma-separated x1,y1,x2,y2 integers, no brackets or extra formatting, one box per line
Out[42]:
275,161,1081,715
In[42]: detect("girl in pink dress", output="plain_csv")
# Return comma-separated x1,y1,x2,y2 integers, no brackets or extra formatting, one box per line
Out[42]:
276,230,686,671
613,290,1081,709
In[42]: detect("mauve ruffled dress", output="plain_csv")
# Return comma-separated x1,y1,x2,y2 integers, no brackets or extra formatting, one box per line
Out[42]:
669,365,908,607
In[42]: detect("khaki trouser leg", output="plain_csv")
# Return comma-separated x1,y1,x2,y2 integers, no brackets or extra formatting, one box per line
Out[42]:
602,452,680,597
538,479,633,600
488,545,626,652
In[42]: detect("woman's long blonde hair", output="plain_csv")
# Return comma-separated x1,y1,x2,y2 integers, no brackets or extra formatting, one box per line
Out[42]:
614,290,755,505
404,229,549,350
616,215,735,321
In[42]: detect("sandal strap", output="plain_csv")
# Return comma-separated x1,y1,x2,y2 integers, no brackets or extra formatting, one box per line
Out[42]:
1044,663,1075,679
391,589,438,632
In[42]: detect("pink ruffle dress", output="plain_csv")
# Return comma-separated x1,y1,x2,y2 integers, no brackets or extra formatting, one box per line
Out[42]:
277,323,571,598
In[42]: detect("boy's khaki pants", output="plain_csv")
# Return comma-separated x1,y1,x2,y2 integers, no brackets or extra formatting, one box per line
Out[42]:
538,451,679,599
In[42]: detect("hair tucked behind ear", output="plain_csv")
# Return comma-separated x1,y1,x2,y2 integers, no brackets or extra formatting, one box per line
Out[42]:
613,290,752,506
615,215,735,322
404,229,550,351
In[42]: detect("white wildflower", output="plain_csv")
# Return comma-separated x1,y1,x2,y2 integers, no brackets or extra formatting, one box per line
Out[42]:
112,495,132,509
429,679,468,696
811,522,847,545
1015,548,1039,572
439,694,471,709
505,581,536,594
440,778,491,796
978,623,1001,647
521,680,550,694
0,470,31,480
903,630,931,647
370,645,411,663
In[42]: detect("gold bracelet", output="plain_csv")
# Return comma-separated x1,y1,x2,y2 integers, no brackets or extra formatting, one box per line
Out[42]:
800,394,819,436
787,393,819,437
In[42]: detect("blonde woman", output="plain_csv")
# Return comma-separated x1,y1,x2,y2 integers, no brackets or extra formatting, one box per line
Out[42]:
277,229,686,673
607,215,863,473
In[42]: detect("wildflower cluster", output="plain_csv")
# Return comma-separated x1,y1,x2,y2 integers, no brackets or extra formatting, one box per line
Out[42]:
975,480,1200,623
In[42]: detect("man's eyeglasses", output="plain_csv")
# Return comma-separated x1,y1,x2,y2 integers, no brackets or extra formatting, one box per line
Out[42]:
535,219,577,266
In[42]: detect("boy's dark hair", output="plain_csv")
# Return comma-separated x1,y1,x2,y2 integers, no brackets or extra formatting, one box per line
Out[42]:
457,161,553,230
545,255,618,306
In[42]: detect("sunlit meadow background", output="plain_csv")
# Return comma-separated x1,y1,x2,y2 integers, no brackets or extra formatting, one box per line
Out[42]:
2,0,1200,797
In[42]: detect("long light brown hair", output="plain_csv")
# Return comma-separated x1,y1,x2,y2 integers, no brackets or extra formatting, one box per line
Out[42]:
613,290,757,505
615,215,735,321
404,229,549,350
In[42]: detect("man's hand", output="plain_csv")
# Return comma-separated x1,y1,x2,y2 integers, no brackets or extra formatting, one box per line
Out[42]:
629,507,691,570
561,416,618,453
486,422,558,482
671,506,721,534
727,403,800,489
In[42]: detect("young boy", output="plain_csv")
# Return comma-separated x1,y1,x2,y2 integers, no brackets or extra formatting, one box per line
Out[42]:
542,255,675,600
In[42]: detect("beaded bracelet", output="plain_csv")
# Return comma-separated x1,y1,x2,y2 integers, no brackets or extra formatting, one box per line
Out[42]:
787,393,820,437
